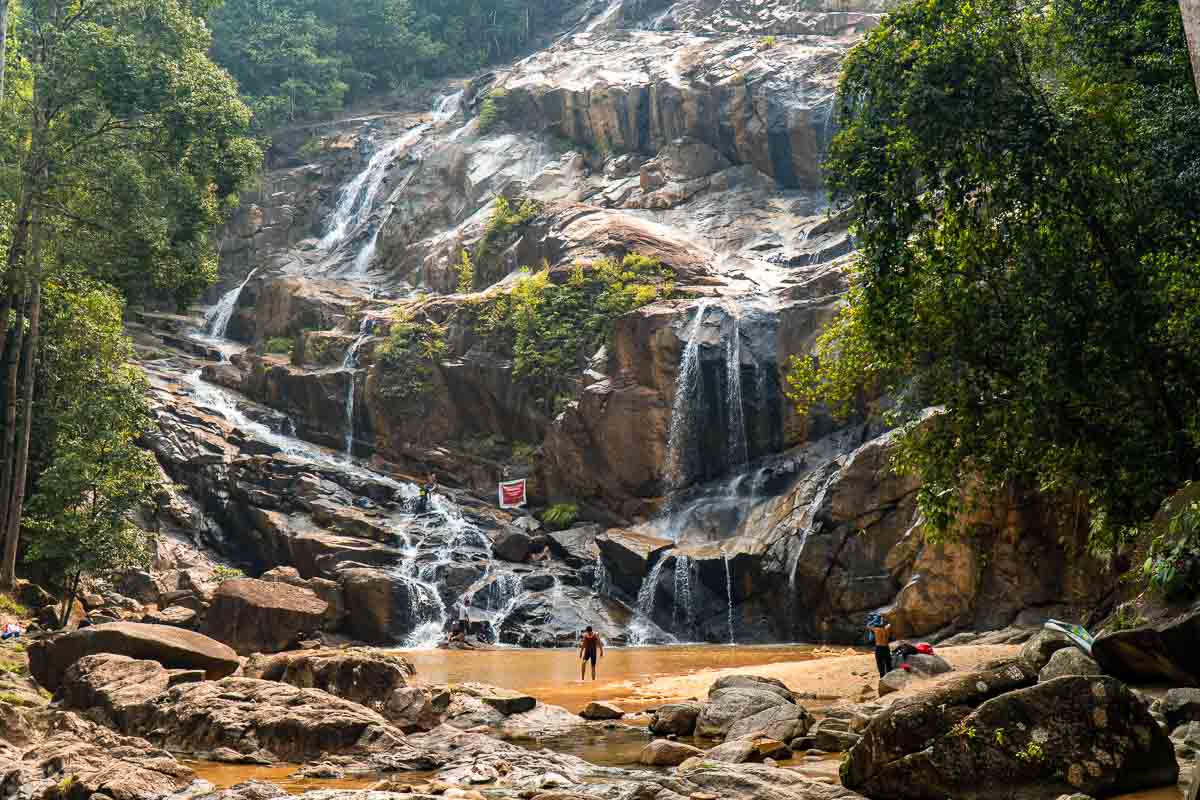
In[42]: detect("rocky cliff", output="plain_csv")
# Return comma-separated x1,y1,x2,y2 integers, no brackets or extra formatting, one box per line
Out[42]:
125,0,1114,650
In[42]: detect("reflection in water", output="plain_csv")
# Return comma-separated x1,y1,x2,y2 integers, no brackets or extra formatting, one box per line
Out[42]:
395,643,822,713
185,762,412,792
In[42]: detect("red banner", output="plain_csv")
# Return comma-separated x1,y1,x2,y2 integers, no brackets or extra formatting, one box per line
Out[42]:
498,479,527,509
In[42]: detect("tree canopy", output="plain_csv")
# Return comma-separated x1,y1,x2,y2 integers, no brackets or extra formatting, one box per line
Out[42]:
791,0,1200,550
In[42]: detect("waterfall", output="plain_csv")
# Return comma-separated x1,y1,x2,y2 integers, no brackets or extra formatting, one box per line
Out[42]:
672,554,693,635
484,571,524,644
725,316,749,469
321,123,429,253
591,558,612,597
636,554,670,618
204,268,258,339
432,90,464,123
665,302,710,490
342,319,374,454
723,553,735,645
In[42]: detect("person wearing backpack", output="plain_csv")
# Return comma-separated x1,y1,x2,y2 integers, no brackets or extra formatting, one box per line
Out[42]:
868,613,894,677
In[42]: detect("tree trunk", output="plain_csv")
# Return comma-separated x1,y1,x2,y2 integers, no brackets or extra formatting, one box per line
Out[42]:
0,210,44,591
0,281,27,557
0,0,9,105
1183,0,1200,97
59,571,80,630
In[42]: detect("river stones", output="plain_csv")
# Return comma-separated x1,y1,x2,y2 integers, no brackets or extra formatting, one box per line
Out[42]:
28,621,239,691
1038,648,1102,682
1164,688,1200,729
640,738,704,766
697,687,793,738
1019,629,1073,670
580,701,625,720
726,703,814,742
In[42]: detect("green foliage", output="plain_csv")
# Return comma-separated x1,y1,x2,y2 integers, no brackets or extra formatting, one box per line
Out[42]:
475,196,541,265
0,595,27,618
456,250,475,294
760,35,778,48
542,502,579,530
24,282,162,602
0,692,32,708
264,337,294,356
1142,490,1200,598
797,0,1200,545
477,88,509,134
213,565,245,582
1106,602,1146,633
209,1,554,128
376,312,447,401
1015,741,1045,764
478,254,673,406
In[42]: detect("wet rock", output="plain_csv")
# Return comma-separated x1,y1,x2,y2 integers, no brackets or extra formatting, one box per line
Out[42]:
1092,606,1200,685
27,621,239,691
696,687,791,738
203,577,328,655
493,529,532,563
1019,629,1073,670
727,703,814,742
1038,648,1102,682
546,524,602,568
843,673,1176,800
640,738,704,766
243,647,417,721
650,702,704,736
339,566,441,644
477,687,537,715
1165,688,1200,729
581,701,625,720
752,738,792,761
711,674,795,702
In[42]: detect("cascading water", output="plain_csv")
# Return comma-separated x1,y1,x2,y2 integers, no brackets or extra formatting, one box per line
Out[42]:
665,302,710,490
483,571,524,644
672,554,693,634
342,318,375,454
204,268,258,339
636,555,670,618
723,553,735,645
725,315,749,469
591,558,612,596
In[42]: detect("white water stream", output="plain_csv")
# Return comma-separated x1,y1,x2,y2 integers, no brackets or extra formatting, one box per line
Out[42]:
204,268,258,339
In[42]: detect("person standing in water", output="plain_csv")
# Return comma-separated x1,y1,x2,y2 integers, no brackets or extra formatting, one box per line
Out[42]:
579,625,603,680
416,472,438,512
869,613,893,677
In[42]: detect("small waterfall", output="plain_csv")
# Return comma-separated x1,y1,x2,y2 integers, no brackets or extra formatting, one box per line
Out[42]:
341,319,374,454
725,316,749,469
672,554,693,635
723,553,735,645
432,90,464,123
591,558,611,597
204,268,258,339
665,302,710,490
484,571,524,644
636,554,670,618
321,124,429,253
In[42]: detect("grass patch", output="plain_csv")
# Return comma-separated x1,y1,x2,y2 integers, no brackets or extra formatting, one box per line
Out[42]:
264,336,293,356
0,595,28,618
376,313,447,402
0,691,35,707
212,565,245,582
542,502,579,530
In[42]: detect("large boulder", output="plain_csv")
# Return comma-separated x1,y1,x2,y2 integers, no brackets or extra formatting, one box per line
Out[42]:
710,674,795,702
843,673,1177,800
727,703,814,743
492,530,532,563
679,762,864,800
1092,606,1200,685
596,530,672,594
243,647,415,718
902,653,954,676
27,621,239,692
649,701,703,736
59,654,170,729
1038,648,1102,682
843,661,1040,789
546,524,602,568
203,577,328,655
117,676,433,764
338,567,443,644
696,687,792,738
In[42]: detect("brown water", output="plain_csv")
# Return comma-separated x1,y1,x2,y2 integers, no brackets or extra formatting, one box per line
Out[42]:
184,762,395,791
396,643,825,713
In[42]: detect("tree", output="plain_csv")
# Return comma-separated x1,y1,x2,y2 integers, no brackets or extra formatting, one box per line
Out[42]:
0,0,260,590
24,280,161,628
792,0,1200,548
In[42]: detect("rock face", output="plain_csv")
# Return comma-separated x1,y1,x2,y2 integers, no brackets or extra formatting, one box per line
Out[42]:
204,577,329,655
1092,606,1200,685
1165,688,1200,729
650,701,703,736
726,703,814,743
843,666,1178,800
697,686,793,738
28,622,240,692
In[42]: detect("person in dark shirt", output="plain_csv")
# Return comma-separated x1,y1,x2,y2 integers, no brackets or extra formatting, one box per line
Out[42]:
579,625,604,680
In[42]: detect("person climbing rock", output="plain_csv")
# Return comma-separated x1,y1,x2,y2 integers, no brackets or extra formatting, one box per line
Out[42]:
579,625,603,681
416,472,438,513
869,613,893,677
